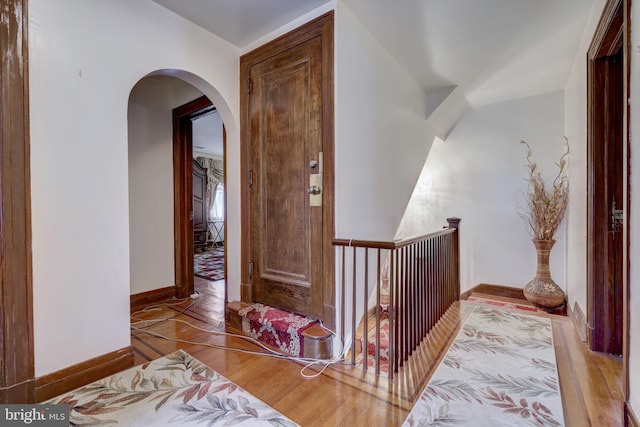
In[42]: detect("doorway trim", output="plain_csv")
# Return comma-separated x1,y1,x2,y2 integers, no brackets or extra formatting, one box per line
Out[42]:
0,0,35,403
172,95,215,299
240,12,335,328
586,0,630,410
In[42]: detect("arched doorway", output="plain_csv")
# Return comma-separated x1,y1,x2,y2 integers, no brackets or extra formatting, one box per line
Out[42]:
128,74,228,316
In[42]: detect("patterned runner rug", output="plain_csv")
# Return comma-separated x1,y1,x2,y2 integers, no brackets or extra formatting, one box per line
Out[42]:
403,305,565,426
194,247,225,282
47,350,297,426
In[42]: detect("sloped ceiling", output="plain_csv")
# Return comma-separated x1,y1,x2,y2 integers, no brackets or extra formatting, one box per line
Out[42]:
153,0,594,108
342,0,594,107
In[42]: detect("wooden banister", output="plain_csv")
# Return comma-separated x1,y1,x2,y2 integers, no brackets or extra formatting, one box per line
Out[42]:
333,218,461,379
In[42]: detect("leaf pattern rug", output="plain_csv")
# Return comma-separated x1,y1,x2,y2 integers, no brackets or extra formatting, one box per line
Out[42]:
403,305,565,426
47,350,298,426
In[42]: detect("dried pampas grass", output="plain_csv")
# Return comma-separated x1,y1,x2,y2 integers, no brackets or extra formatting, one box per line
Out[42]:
519,138,570,241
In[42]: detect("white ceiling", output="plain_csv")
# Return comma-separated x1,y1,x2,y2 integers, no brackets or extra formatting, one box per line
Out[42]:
153,0,331,48
153,0,595,111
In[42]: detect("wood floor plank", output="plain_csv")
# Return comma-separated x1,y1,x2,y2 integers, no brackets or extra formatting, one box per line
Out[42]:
554,319,591,427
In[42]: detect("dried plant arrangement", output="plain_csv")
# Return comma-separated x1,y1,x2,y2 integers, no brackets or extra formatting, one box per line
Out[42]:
518,138,570,241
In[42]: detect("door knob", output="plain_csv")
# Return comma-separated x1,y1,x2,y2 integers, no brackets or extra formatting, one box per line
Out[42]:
307,185,321,195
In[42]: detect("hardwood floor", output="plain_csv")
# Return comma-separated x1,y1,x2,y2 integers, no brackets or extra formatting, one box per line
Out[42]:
131,280,623,426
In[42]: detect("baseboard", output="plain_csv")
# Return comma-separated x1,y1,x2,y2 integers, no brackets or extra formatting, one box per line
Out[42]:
130,286,176,313
571,301,587,343
627,402,640,427
35,346,134,402
460,283,525,301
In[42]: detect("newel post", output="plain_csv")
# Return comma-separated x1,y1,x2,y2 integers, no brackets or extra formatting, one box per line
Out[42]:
447,217,461,301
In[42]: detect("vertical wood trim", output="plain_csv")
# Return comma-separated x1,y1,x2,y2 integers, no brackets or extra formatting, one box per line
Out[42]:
222,125,228,306
172,95,213,299
172,107,192,299
240,60,250,302
627,402,640,427
622,0,631,407
0,0,35,403
320,13,335,331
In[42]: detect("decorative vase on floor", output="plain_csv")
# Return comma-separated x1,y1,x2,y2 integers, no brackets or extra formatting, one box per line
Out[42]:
523,239,565,308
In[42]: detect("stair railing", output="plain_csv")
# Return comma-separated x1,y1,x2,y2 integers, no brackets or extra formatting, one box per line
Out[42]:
333,217,460,379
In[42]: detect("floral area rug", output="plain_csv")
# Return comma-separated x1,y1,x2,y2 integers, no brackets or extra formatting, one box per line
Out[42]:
194,247,225,282
47,350,298,426
238,303,318,358
403,305,564,426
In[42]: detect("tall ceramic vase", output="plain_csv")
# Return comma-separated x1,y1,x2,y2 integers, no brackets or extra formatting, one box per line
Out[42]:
523,239,565,308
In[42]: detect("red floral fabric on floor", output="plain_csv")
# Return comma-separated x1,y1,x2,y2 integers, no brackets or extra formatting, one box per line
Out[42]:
356,312,390,373
238,303,318,358
467,295,539,312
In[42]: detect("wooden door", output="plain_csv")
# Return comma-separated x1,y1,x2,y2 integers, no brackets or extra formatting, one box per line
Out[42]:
241,13,334,324
606,48,624,355
193,159,207,250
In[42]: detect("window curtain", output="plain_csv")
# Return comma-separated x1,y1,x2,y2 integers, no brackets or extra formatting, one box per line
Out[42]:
196,156,224,221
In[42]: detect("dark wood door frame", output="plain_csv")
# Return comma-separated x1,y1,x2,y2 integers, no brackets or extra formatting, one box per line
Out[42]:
0,0,35,403
172,95,215,299
586,0,631,408
240,12,335,329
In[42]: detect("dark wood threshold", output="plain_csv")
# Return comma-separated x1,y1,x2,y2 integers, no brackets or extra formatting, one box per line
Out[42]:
225,300,249,331
35,346,134,402
462,283,567,316
130,286,177,313
460,283,525,300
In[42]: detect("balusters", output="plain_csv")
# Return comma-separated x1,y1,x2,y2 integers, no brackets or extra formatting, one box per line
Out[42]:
333,218,461,376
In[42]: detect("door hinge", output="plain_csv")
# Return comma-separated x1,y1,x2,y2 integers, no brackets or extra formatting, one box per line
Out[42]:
248,169,253,187
247,77,253,95
248,262,254,279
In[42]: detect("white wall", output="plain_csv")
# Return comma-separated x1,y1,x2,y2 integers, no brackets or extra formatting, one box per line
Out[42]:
128,75,203,295
335,3,437,241
397,92,566,294
628,0,640,418
29,0,240,376
563,0,608,318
